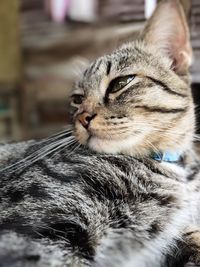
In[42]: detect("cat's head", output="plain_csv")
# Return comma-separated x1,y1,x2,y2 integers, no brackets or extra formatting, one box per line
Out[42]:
70,0,194,157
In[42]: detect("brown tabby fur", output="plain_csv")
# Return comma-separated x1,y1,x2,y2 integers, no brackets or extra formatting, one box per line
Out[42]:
1,1,200,267
71,0,200,264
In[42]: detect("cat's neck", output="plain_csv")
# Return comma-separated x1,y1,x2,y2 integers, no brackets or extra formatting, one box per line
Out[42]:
146,146,200,182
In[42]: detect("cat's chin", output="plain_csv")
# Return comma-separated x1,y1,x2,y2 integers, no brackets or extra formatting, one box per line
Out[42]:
88,135,142,155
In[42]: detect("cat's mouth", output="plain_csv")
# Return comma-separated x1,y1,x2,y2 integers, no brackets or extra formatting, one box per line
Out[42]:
74,123,110,145
74,121,143,154
75,121,129,142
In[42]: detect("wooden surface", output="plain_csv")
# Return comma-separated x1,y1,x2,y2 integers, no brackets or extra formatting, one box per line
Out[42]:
99,0,145,22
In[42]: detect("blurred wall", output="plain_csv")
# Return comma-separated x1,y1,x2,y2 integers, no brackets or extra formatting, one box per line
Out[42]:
0,0,21,84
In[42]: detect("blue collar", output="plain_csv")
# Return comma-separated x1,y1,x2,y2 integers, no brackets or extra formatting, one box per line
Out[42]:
151,151,181,163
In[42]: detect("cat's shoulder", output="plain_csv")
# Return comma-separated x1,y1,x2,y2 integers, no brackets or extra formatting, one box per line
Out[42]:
0,141,35,168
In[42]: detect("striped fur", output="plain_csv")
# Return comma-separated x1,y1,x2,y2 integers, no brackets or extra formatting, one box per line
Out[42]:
1,142,200,267
1,1,200,267
72,1,194,158
72,42,194,157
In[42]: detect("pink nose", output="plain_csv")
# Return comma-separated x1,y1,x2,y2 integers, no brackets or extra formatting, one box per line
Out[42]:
77,112,96,129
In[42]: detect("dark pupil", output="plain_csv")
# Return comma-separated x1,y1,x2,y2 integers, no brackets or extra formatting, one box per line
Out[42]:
73,95,83,104
108,75,135,93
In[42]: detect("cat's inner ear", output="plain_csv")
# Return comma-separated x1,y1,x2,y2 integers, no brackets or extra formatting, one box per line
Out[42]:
141,0,192,75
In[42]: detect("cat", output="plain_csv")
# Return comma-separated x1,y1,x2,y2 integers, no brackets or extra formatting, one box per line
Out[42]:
1,0,200,266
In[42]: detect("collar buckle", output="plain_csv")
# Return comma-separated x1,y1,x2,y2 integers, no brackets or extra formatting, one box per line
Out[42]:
151,152,181,163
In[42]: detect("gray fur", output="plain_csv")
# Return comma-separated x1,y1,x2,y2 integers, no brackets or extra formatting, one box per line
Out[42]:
1,1,200,266
0,141,200,267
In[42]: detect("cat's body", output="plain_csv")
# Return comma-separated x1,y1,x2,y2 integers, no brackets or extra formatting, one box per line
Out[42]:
1,0,200,266
1,141,200,267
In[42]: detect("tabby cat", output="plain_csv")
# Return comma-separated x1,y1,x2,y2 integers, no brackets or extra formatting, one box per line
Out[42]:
1,1,200,266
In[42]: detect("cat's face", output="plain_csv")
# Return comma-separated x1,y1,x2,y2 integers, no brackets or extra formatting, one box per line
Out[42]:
70,1,195,157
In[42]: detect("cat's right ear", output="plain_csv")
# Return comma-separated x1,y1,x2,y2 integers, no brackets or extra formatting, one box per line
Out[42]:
141,0,192,76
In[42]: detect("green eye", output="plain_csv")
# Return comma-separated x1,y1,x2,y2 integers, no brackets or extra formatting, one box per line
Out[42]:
107,75,135,94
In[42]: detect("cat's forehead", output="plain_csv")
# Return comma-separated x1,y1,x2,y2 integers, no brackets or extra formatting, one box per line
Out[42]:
74,42,170,93
74,45,135,89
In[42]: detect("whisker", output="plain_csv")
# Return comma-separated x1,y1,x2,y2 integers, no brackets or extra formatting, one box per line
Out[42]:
35,127,73,145
66,142,81,157
21,138,75,163
0,135,76,173
41,141,76,161
51,140,78,159
145,139,160,154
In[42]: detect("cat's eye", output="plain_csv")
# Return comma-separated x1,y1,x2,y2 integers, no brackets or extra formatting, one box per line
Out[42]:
71,94,84,105
107,75,135,94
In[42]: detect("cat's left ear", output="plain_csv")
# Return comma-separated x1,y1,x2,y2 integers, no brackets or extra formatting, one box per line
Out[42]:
141,0,192,76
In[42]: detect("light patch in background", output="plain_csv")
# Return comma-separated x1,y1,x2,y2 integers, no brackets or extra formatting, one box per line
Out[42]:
145,0,157,19
48,0,70,23
68,0,97,22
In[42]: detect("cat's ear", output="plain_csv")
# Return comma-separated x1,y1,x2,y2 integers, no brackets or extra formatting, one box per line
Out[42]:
141,0,192,75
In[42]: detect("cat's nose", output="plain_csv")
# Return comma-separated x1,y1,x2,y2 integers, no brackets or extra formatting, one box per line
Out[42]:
77,112,97,129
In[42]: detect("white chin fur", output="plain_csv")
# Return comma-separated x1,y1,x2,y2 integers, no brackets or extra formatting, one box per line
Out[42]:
88,135,143,154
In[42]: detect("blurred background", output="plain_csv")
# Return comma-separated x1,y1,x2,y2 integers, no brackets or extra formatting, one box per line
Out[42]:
0,0,198,142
